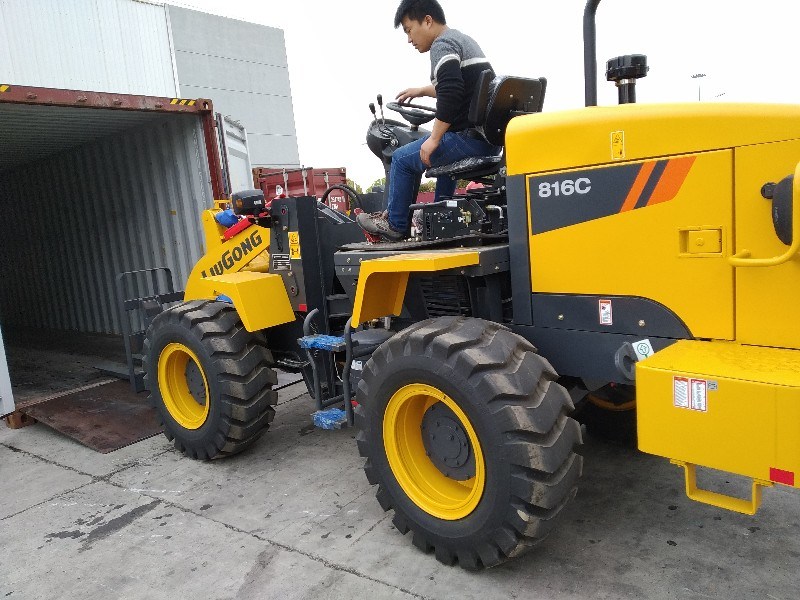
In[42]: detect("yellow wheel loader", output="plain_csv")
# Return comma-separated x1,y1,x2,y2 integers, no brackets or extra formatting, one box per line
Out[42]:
143,0,800,569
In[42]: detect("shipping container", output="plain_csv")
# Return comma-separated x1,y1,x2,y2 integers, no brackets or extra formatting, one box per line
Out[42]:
254,166,349,211
0,84,232,417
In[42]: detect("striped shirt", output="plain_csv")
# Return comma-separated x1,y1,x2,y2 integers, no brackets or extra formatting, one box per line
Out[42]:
429,28,493,131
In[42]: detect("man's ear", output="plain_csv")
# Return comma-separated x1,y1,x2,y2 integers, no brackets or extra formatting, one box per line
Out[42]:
423,15,432,27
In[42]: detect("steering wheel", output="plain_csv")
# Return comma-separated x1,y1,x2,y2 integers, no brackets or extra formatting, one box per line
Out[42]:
386,101,436,127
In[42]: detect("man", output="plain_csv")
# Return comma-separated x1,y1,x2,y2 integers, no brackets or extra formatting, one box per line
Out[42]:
357,0,499,241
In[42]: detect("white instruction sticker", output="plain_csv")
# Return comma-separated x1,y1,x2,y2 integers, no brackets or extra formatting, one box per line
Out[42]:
673,377,689,408
633,339,654,361
690,379,708,412
351,360,363,371
599,299,613,325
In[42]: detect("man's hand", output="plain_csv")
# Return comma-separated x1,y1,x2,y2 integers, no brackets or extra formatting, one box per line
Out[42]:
420,136,440,167
396,84,436,103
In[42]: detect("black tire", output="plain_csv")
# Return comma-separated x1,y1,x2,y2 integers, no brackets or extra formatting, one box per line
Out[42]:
142,300,277,459
355,316,583,569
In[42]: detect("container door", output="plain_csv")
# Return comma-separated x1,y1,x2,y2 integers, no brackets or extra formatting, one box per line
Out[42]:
734,140,800,349
0,325,15,417
216,114,254,196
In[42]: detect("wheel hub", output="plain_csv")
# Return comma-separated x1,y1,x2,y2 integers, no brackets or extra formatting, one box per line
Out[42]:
185,360,207,405
421,402,475,480
157,343,210,430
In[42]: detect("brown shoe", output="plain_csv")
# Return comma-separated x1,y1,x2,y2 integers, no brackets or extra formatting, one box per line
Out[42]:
356,211,404,241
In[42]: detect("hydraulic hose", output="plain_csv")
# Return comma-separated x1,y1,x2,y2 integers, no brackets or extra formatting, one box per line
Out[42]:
321,184,365,212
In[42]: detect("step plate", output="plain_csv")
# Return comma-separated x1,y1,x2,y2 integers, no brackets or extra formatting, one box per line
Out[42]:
20,380,162,454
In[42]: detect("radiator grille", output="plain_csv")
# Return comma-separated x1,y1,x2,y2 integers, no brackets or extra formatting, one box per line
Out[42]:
418,275,472,318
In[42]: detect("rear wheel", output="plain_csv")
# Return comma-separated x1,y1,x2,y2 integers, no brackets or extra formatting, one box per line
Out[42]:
143,300,277,459
356,316,582,569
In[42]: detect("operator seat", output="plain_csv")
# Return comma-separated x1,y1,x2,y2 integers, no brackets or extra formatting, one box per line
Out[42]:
425,71,546,181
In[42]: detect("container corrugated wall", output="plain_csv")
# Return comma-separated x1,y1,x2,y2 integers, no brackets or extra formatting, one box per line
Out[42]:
0,0,177,97
0,115,211,335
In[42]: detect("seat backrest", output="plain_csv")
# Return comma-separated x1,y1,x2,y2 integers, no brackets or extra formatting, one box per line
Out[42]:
470,71,547,147
468,70,494,126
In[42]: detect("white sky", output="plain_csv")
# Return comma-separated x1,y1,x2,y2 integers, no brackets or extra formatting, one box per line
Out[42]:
172,0,800,189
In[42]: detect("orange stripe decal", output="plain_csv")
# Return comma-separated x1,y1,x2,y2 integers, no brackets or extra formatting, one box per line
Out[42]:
647,156,696,206
620,161,655,212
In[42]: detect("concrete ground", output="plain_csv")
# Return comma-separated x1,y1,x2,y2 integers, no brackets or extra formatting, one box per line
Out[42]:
1,383,798,600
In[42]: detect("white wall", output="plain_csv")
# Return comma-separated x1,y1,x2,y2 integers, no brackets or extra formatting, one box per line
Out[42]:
0,0,178,96
167,4,300,168
0,0,301,168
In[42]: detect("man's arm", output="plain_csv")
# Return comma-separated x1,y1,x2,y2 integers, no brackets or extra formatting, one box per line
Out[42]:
396,84,436,103
420,118,450,167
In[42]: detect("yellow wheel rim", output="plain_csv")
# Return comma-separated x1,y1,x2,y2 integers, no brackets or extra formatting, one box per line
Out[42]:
157,343,210,429
383,383,485,520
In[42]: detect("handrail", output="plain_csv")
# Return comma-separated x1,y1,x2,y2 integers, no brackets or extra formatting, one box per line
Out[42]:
583,0,602,107
729,161,800,267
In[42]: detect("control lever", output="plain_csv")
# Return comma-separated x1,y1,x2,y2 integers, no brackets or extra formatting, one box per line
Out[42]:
377,94,386,126
369,102,377,122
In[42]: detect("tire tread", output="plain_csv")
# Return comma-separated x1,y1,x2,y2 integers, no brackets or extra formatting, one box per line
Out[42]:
143,300,277,460
355,315,582,569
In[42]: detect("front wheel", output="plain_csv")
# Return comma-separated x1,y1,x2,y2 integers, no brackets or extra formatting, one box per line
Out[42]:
355,316,583,569
143,300,277,459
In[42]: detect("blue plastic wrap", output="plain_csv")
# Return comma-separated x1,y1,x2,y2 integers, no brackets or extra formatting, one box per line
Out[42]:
214,209,239,228
297,334,346,351
312,408,348,430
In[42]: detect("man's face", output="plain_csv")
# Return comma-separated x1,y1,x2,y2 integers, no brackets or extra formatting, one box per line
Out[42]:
401,15,435,53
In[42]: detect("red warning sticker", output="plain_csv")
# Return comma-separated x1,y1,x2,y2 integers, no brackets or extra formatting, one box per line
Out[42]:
673,377,709,411
673,377,689,408
690,379,708,412
599,299,613,325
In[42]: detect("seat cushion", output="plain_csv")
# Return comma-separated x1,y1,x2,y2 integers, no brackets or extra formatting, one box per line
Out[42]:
425,154,502,179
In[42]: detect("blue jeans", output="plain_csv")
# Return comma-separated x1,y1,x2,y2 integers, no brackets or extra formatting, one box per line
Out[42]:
387,130,500,231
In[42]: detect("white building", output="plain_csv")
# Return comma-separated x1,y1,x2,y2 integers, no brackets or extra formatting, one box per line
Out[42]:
0,0,300,168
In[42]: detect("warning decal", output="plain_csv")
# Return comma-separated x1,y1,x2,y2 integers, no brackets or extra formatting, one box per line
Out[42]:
674,376,710,412
288,231,301,259
611,130,625,160
690,379,708,412
673,377,689,408
599,299,613,325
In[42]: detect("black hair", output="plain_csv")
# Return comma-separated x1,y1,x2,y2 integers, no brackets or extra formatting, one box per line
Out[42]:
394,0,446,28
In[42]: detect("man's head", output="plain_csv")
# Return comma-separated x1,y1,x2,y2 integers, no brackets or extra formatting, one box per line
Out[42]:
394,0,447,53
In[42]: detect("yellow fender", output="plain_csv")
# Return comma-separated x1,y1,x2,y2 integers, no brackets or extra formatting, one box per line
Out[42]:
183,205,293,332
351,251,480,327
185,271,294,333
